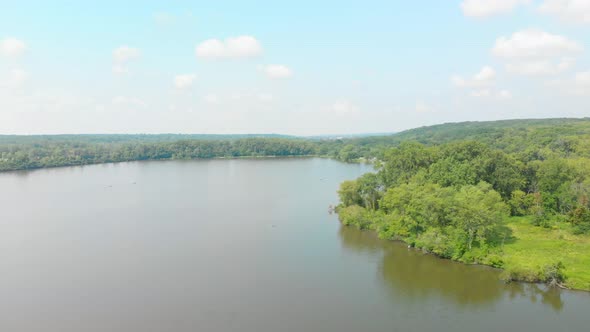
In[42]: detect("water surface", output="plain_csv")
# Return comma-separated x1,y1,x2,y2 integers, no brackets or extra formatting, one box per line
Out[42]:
1,159,588,331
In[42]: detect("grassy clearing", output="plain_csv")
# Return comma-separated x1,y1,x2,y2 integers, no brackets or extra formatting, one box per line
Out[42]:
502,217,590,291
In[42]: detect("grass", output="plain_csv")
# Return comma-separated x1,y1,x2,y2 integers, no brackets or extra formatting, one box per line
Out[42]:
501,216,590,291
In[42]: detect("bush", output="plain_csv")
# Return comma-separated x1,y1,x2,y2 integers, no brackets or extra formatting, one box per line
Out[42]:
500,261,566,287
500,266,540,283
337,205,386,231
415,228,452,258
337,205,370,229
540,261,566,287
573,222,590,235
483,254,504,268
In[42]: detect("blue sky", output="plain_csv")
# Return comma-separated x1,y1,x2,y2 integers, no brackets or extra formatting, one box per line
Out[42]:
1,0,589,135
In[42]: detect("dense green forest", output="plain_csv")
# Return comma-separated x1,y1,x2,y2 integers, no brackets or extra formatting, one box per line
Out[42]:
336,118,590,290
0,132,385,171
0,135,317,171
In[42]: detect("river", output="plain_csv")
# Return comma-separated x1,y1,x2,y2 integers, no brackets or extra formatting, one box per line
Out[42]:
0,158,588,331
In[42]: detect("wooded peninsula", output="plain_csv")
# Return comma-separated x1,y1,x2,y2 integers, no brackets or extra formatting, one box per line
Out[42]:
2,118,590,290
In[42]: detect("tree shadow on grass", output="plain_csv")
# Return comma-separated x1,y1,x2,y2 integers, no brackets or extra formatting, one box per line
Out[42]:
490,224,517,246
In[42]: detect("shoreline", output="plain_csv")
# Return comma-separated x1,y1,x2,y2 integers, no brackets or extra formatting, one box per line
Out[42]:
0,155,373,175
337,221,590,293
0,154,325,174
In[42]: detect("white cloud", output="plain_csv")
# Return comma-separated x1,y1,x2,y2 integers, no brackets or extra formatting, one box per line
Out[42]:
112,96,147,107
452,65,496,88
461,0,531,18
113,46,141,62
546,70,590,96
112,46,141,74
506,57,575,75
203,94,219,104
195,36,262,59
539,0,590,24
492,29,582,59
452,67,514,100
174,74,196,89
328,100,359,114
0,38,26,57
451,76,467,87
474,66,496,82
262,64,293,79
112,65,129,75
493,29,582,77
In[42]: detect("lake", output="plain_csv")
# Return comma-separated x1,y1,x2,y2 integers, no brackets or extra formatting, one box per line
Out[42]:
1,158,589,331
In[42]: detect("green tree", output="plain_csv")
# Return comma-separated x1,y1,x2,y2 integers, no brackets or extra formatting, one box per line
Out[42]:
356,173,383,210
338,180,362,207
450,182,509,250
508,190,534,216
379,142,433,187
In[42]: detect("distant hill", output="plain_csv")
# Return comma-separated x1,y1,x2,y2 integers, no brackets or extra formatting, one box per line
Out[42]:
390,118,590,147
339,117,590,150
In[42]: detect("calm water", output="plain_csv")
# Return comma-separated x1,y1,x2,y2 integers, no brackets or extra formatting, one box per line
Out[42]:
1,158,589,332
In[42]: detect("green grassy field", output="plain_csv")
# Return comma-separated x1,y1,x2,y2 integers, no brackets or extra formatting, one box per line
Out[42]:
502,217,590,291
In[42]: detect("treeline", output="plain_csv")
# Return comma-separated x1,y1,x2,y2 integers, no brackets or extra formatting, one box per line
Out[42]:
337,132,590,285
0,133,389,171
0,137,319,171
3,118,590,172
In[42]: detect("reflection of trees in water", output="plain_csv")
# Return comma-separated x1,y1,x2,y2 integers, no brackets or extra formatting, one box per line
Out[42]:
338,226,564,312
338,223,386,255
379,242,505,307
506,283,564,312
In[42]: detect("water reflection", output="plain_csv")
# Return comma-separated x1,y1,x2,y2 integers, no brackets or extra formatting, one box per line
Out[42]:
338,225,564,311
507,283,564,312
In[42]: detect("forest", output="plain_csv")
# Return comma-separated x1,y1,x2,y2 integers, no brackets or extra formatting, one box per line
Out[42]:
336,117,590,290
0,130,406,171
3,118,590,172
0,135,318,172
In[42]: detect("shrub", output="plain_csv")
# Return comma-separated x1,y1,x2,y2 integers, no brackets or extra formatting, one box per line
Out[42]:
483,254,504,268
500,266,540,283
338,205,369,229
415,228,452,258
540,261,566,287
573,222,590,235
500,261,566,287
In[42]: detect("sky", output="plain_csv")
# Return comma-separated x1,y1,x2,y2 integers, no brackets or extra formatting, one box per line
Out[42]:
1,0,589,135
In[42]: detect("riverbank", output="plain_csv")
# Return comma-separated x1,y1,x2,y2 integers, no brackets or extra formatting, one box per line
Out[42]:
0,154,324,173
338,212,590,291
501,217,590,291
